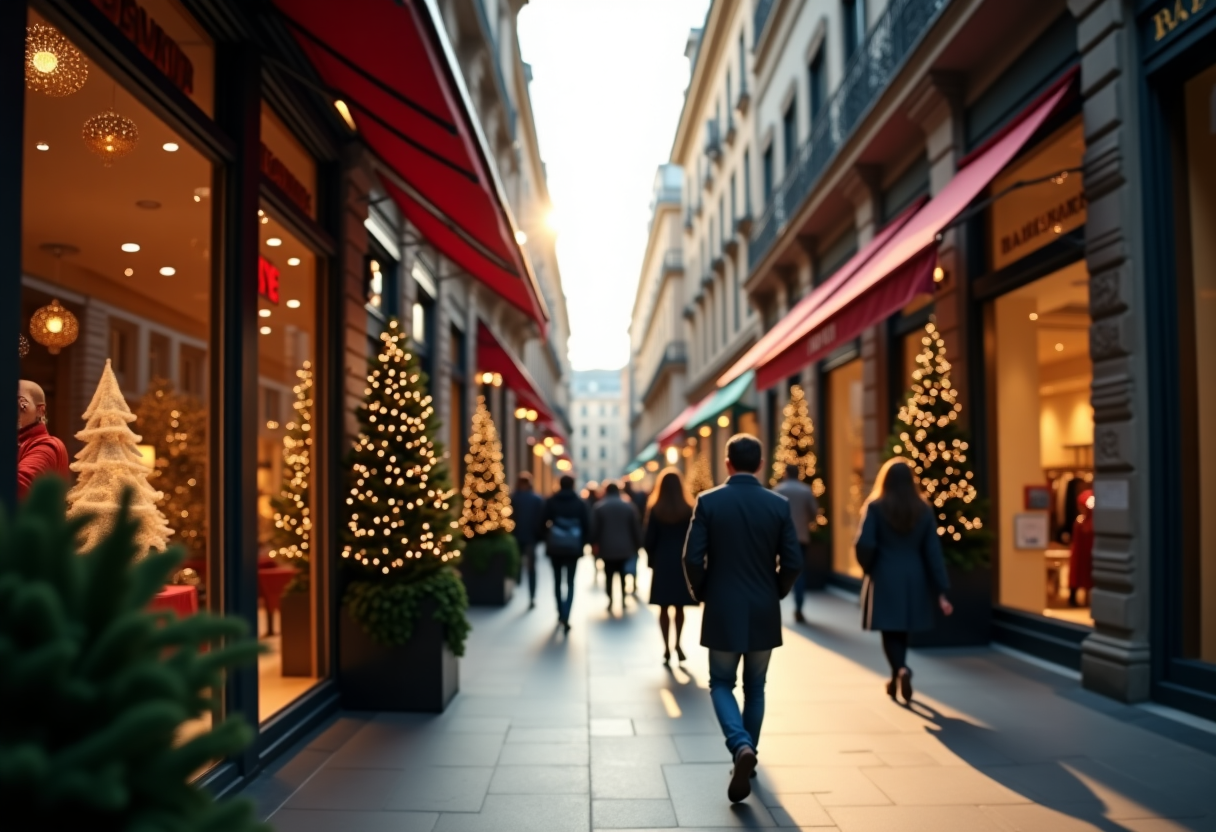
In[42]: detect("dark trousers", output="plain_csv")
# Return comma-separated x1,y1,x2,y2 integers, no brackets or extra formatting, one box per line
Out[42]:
791,541,811,610
881,630,909,676
552,557,578,622
519,542,537,601
604,560,626,606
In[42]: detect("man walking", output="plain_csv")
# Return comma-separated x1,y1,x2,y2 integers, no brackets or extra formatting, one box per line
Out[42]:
510,472,545,610
590,481,643,613
772,463,819,623
543,475,590,631
683,434,802,803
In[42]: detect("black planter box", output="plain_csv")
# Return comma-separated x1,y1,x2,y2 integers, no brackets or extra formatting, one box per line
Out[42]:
803,540,830,590
339,602,459,712
910,564,992,648
461,554,516,607
280,589,313,677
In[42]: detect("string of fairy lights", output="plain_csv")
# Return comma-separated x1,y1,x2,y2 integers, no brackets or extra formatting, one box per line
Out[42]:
770,383,829,527
269,361,313,566
461,396,515,538
890,322,984,542
342,320,459,574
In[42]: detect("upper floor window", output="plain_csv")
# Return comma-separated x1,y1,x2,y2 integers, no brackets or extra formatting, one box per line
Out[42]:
738,33,747,94
809,48,826,122
730,173,738,223
762,145,774,204
581,425,588,437
744,148,753,215
783,100,798,170
581,405,588,417
842,0,866,64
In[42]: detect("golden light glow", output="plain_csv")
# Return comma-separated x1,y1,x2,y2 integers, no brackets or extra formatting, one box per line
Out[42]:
1029,312,1039,321
551,444,565,456
645,460,660,472
556,459,572,472
716,414,730,428
698,425,712,438
543,437,555,448
933,266,946,283
25,24,87,97
515,407,528,419
460,396,515,538
768,384,824,507
334,99,357,131
268,361,314,567
665,446,679,464
544,209,560,233
533,444,546,457
82,110,138,166
29,298,78,354
526,410,538,422
514,229,528,245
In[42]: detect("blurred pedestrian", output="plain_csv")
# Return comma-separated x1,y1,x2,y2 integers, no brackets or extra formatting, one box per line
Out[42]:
854,458,953,705
591,481,642,614
683,434,802,803
622,479,647,596
583,480,602,585
543,474,591,631
510,472,545,610
644,467,697,664
772,463,819,623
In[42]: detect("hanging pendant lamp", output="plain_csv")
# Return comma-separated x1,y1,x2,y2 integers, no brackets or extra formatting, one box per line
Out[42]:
25,23,88,97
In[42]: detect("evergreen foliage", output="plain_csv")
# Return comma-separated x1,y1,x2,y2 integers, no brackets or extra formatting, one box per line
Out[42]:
268,362,313,592
769,384,829,540
0,478,265,832
463,533,521,580
887,322,990,569
459,397,518,575
341,319,468,650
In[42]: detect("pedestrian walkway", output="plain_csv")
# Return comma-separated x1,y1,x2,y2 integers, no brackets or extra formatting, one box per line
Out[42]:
242,563,1216,831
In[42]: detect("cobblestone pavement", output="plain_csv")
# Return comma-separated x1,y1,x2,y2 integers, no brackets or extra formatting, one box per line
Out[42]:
242,562,1216,831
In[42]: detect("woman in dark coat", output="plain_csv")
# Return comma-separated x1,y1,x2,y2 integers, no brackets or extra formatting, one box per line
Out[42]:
644,467,698,664
855,458,953,704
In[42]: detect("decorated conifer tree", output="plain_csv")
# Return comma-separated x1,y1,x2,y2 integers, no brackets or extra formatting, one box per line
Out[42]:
67,359,172,558
341,319,469,653
460,397,520,577
687,451,714,496
268,361,313,590
769,384,829,536
887,321,990,568
135,378,207,568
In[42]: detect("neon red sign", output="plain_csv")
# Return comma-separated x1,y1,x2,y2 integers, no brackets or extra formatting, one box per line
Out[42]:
258,256,280,304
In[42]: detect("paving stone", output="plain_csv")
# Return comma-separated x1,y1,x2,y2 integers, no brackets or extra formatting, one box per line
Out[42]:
269,809,440,832
662,763,778,827
590,718,635,736
431,794,589,832
488,764,589,795
591,762,670,799
765,793,836,826
497,741,590,766
825,804,1006,831
591,735,681,765
591,798,678,828
506,727,588,744
380,767,496,813
756,766,891,806
859,765,1031,806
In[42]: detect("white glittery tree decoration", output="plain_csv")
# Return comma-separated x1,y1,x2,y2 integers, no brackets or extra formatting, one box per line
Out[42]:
67,359,172,558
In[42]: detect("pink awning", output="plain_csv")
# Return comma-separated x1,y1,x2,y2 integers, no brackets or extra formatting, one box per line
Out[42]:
753,68,1078,391
656,404,700,449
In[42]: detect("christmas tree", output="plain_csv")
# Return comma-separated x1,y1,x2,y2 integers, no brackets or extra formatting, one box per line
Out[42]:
461,396,515,538
769,384,829,536
67,359,172,558
887,321,989,568
341,319,469,653
687,451,714,496
268,361,313,589
135,378,207,566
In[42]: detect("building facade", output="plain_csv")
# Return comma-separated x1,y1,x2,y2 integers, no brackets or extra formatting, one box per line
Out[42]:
3,0,570,791
570,369,628,487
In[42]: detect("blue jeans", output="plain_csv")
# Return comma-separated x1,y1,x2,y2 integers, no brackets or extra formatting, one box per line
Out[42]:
708,649,772,757
792,572,807,612
552,557,578,622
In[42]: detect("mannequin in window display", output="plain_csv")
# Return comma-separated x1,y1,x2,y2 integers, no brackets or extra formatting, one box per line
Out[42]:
17,379,70,500
1068,489,1095,607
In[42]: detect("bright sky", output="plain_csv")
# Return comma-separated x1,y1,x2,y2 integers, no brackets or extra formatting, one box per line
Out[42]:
518,0,710,372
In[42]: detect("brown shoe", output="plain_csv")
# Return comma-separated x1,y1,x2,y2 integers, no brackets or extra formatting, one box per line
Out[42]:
885,678,897,699
898,667,913,704
728,746,757,802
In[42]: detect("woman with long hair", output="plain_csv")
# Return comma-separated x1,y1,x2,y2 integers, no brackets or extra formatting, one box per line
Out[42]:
855,458,953,704
644,467,698,663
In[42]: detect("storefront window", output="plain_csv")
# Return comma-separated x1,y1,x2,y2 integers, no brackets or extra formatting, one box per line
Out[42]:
1183,62,1216,663
827,359,865,577
991,261,1093,625
22,8,215,734
256,210,321,720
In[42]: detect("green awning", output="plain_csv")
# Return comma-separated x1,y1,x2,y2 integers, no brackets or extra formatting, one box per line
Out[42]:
625,442,659,473
687,370,755,429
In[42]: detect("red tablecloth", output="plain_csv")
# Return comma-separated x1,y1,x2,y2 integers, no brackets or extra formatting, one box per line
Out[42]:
258,567,297,636
149,584,199,618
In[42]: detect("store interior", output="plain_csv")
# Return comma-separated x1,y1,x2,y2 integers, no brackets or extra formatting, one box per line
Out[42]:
828,358,865,578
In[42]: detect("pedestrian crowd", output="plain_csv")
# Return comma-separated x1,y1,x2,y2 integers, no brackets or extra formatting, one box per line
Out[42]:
506,432,952,805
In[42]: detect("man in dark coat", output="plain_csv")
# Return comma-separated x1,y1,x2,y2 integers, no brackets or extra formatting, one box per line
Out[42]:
683,434,802,803
772,463,819,623
543,475,591,631
590,482,642,613
510,472,545,610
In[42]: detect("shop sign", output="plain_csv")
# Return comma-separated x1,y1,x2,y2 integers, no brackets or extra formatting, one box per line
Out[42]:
259,256,280,304
261,143,313,217
1140,0,1213,60
996,191,1087,265
88,0,194,96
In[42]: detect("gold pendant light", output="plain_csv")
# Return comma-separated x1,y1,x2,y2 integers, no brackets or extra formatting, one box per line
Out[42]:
25,23,88,97
83,109,139,165
30,298,79,355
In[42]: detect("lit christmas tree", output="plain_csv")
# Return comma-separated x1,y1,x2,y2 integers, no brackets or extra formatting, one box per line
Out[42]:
342,319,469,652
461,396,514,538
687,451,714,496
135,378,207,565
887,321,989,568
268,361,313,588
67,359,172,558
769,384,829,534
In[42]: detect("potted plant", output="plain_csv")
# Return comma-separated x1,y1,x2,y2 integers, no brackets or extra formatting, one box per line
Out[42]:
459,396,519,606
886,322,993,648
339,319,469,712
0,479,265,831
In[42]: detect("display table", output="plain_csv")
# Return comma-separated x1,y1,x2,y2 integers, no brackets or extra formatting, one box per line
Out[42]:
258,567,296,636
150,584,199,618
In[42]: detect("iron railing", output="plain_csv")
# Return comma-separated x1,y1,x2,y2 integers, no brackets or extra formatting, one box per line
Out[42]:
748,0,949,272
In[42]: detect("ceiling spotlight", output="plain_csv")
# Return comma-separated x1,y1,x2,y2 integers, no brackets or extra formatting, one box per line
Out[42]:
259,308,271,318
159,266,176,276
121,243,140,252
514,229,527,245
35,141,49,151
1055,343,1064,352
162,142,179,152
260,325,272,335
267,237,282,247
1029,312,1039,321
286,299,301,309
334,99,357,131
287,257,301,266
123,268,133,277
193,195,201,202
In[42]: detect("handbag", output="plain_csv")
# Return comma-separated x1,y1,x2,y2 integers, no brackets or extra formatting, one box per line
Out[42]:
547,516,581,557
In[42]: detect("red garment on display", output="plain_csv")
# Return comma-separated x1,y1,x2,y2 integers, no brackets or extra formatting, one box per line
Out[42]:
1069,488,1095,590
17,422,71,500
149,584,199,618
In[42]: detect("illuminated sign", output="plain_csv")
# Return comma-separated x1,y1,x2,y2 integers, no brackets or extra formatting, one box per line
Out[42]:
259,256,280,304
89,0,195,96
261,143,313,216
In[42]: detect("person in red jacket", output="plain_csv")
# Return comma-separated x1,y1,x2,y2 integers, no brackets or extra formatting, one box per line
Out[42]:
1068,489,1095,607
17,379,70,500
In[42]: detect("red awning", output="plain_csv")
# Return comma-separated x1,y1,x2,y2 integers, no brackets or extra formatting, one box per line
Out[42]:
753,69,1077,391
272,0,548,331
476,323,553,424
656,404,700,449
718,196,926,389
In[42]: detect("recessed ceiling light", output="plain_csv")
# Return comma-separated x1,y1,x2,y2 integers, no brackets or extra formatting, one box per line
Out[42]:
258,308,271,318
35,141,49,151
159,266,176,276
124,268,133,277
1055,343,1064,352
287,257,301,266
1028,312,1039,321
121,243,140,252
260,325,272,335
267,237,282,247
193,195,201,202
162,142,179,152
286,299,301,309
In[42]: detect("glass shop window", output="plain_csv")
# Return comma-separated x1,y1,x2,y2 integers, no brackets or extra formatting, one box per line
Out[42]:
21,7,215,739
827,359,865,577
